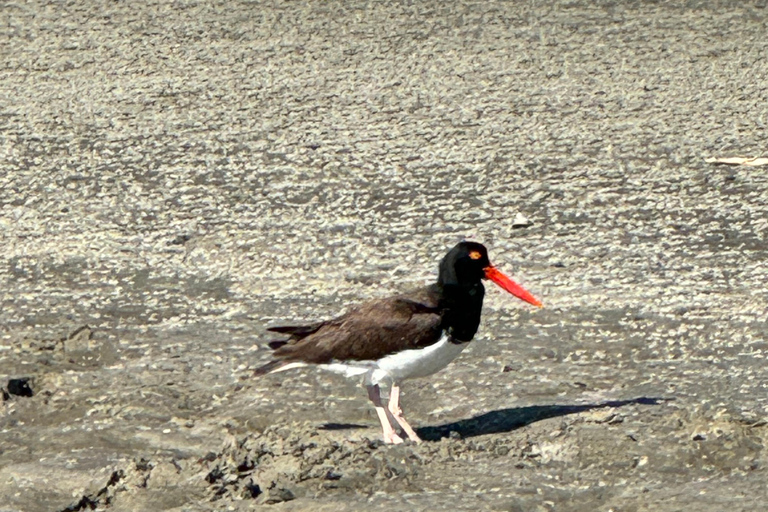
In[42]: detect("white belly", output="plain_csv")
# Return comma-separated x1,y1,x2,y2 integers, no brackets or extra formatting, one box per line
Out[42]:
319,332,468,385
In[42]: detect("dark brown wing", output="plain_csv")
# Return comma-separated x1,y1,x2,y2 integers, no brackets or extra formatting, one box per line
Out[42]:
269,288,443,364
265,322,325,350
267,324,323,336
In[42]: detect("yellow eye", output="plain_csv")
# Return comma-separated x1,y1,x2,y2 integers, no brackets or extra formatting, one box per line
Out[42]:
469,250,482,260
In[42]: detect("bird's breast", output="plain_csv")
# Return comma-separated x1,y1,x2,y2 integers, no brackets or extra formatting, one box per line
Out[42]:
373,332,468,382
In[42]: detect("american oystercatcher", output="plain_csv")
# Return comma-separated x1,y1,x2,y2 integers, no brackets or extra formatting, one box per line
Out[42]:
255,241,542,444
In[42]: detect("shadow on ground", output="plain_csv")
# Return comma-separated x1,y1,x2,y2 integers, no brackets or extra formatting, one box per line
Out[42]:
318,422,369,430
416,397,671,441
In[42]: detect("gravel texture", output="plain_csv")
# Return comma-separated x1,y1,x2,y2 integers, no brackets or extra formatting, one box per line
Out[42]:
1,1,768,511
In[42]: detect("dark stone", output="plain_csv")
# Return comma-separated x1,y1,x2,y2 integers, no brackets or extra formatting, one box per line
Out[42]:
7,378,33,397
199,452,217,463
205,466,225,484
264,487,295,504
243,480,262,499
169,234,191,245
58,495,98,512
237,458,255,473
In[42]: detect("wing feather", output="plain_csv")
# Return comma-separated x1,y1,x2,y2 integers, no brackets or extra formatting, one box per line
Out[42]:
270,292,444,364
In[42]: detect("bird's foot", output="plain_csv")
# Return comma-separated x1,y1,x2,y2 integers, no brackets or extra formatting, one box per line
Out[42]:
383,431,405,444
388,411,422,443
404,432,422,444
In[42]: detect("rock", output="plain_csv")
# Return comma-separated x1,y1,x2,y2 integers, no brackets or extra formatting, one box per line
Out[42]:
242,480,262,499
62,326,117,367
7,378,33,398
261,486,296,504
512,212,533,229
63,325,94,353
146,461,181,489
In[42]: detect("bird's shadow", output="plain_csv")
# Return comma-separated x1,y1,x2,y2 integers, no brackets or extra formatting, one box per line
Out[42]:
414,396,671,441
318,422,369,431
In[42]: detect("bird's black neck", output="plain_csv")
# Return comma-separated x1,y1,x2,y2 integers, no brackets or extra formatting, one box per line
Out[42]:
431,281,485,342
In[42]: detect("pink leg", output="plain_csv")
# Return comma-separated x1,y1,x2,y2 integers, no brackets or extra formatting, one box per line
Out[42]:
387,384,422,443
367,384,403,444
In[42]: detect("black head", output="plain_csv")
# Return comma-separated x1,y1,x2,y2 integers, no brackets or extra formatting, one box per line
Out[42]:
439,241,491,287
435,241,541,342
438,240,543,307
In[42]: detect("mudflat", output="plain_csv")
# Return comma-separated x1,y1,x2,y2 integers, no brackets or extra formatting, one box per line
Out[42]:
1,1,767,510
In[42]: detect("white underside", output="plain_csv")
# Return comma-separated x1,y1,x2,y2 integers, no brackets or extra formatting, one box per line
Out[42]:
317,332,467,385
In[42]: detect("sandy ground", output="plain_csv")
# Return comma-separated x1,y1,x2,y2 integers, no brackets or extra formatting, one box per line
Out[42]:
2,0,768,510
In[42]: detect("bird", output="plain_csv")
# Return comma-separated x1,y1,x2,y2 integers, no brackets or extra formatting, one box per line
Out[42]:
254,241,542,444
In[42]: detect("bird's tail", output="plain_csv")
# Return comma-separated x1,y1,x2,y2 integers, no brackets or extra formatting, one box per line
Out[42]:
253,360,285,376
253,359,308,376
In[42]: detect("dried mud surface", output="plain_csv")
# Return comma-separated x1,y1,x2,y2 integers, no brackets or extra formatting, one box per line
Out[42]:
2,1,768,511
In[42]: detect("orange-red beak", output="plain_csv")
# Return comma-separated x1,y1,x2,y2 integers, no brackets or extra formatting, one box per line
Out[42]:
484,266,542,307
